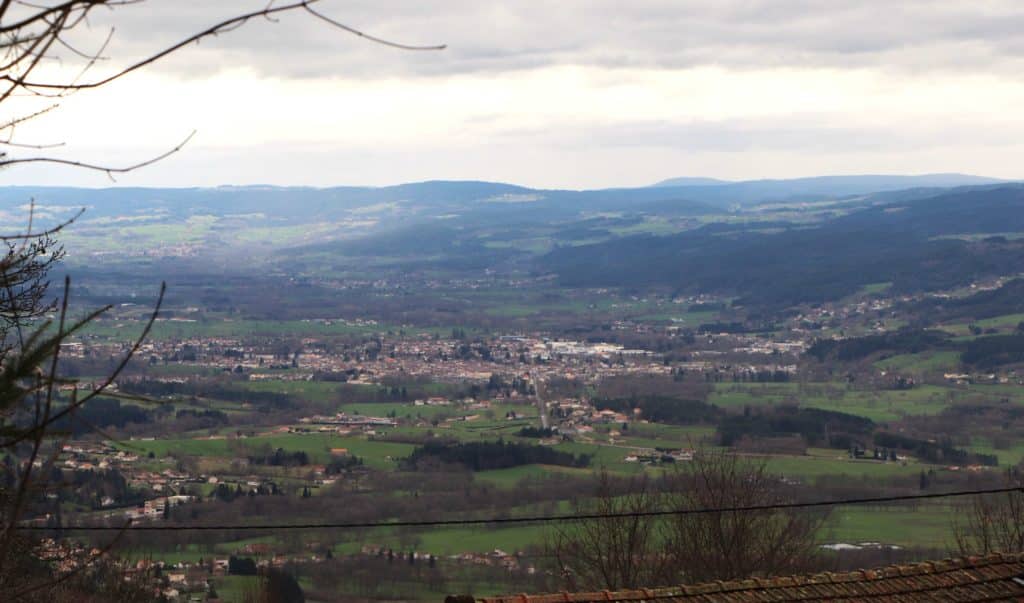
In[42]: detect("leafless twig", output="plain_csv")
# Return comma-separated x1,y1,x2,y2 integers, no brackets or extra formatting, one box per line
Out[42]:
0,0,444,173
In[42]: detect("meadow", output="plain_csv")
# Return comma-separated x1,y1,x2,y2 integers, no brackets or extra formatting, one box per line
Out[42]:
708,381,1024,423
121,433,416,468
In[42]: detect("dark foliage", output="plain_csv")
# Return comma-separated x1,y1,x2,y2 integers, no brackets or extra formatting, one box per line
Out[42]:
325,455,364,474
718,406,875,447
229,555,258,576
873,432,998,466
261,567,305,603
65,468,143,509
806,329,952,362
961,334,1024,369
404,440,590,471
50,397,150,436
122,379,298,410
517,426,556,438
174,408,228,423
248,448,310,467
1,233,65,352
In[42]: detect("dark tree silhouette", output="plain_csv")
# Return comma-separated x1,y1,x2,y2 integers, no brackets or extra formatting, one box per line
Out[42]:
548,451,824,590
954,470,1024,555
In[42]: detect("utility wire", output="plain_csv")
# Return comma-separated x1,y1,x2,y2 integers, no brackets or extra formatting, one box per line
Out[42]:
21,485,1024,532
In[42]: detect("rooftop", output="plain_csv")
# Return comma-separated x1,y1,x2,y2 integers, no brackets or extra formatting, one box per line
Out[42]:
467,552,1024,603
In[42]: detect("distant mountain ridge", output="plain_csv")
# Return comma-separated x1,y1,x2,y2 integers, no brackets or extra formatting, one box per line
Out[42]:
5,176,1022,311
649,173,1007,203
0,173,1009,222
651,177,732,187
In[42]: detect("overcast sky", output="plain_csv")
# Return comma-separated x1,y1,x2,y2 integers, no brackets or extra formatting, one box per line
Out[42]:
6,0,1024,189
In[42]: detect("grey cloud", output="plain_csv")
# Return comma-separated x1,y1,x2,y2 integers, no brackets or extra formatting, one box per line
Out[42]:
53,0,1024,80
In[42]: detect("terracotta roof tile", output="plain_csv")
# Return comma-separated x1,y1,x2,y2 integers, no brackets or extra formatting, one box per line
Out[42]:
475,552,1024,603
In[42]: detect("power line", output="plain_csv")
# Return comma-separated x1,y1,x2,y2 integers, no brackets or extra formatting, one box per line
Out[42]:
22,485,1023,532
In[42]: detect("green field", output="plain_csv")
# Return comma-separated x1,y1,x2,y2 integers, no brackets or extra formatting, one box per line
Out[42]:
240,380,345,403
212,575,260,602
874,351,961,374
710,382,979,422
474,464,594,488
822,503,957,549
120,433,416,468
941,313,1024,337
860,282,893,295
762,450,926,480
968,437,1024,467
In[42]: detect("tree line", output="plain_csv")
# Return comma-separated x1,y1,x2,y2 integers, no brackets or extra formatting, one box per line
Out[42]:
404,440,591,471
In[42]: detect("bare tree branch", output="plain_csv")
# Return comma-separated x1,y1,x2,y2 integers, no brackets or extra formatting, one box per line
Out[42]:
0,281,164,449
0,129,195,179
304,4,446,51
1,0,444,93
0,207,83,240
0,1,444,172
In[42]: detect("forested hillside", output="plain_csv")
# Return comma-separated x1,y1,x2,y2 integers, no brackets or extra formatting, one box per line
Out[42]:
540,186,1024,309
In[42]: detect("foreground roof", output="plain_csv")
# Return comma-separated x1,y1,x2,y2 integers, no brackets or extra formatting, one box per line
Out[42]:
473,552,1024,603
